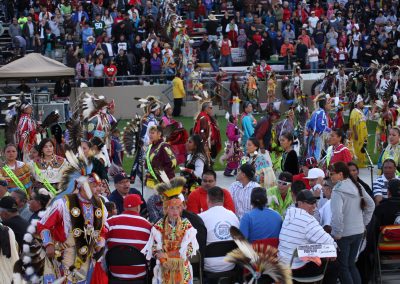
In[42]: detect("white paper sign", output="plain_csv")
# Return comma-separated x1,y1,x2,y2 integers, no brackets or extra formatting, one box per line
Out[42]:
297,244,337,258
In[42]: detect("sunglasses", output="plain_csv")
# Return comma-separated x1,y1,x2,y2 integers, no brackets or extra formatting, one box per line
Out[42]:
278,180,291,186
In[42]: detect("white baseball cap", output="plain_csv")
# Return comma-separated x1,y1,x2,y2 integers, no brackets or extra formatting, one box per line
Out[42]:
305,168,325,179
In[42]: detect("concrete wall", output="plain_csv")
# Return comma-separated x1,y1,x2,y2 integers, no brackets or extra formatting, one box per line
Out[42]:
71,77,319,119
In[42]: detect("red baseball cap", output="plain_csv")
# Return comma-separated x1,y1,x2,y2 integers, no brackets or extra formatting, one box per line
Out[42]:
123,194,143,208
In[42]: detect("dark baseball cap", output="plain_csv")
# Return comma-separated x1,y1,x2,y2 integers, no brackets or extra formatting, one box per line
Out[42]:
296,190,317,204
0,196,18,212
278,172,293,183
114,172,130,184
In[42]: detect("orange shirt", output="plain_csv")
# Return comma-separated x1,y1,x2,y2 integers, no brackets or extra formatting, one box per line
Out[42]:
280,43,295,57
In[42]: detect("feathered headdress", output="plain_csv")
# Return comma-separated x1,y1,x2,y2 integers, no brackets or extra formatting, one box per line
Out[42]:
41,110,60,129
56,147,97,201
155,172,186,200
225,226,292,284
121,115,141,157
194,90,212,110
135,96,162,114
65,118,83,153
77,92,109,120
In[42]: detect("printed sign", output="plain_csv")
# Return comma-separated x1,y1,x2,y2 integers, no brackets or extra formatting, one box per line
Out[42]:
297,244,337,258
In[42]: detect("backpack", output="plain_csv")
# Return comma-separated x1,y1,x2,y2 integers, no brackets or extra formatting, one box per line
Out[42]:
220,40,231,56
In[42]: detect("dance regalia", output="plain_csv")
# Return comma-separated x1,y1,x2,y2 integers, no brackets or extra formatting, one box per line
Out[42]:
325,144,353,168
37,194,107,283
16,113,37,156
349,107,368,167
193,111,222,160
163,116,188,165
306,108,330,161
223,122,243,173
0,161,32,192
145,139,177,191
29,156,68,191
242,152,276,189
183,152,209,192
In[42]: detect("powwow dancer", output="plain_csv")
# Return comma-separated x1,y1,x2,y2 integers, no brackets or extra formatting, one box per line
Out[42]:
141,174,199,284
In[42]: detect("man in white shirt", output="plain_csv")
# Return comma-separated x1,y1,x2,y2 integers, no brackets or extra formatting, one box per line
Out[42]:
229,163,260,219
199,186,240,273
319,179,334,233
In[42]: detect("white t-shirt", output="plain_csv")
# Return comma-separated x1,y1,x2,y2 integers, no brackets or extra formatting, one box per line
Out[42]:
319,199,332,227
308,16,319,28
307,48,319,62
199,206,240,273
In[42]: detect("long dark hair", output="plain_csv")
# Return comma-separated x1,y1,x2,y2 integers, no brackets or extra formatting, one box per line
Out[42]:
38,138,55,157
331,162,366,209
189,134,209,165
247,137,260,150
331,128,346,144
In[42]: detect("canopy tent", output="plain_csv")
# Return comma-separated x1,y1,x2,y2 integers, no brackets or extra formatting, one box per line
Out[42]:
0,53,74,79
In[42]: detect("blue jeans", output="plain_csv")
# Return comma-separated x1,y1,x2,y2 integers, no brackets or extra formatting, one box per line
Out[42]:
199,50,208,63
337,233,364,284
310,61,319,73
220,55,232,67
209,59,219,71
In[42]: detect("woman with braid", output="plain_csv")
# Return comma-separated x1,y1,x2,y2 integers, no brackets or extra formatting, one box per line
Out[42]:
329,162,375,284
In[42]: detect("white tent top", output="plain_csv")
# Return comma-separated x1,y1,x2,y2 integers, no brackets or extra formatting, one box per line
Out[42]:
0,53,75,79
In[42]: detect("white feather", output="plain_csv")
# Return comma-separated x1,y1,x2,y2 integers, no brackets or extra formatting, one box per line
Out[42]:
80,82,88,88
77,146,88,165
27,225,36,234
203,90,209,98
233,238,259,264
23,256,32,264
138,98,149,103
65,150,79,170
193,95,202,101
225,112,230,120
23,233,33,243
12,273,24,284
25,266,35,276
158,171,171,186
77,176,93,199
23,244,30,253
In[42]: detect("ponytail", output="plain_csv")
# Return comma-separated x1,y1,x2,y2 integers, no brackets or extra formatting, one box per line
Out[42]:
349,175,366,210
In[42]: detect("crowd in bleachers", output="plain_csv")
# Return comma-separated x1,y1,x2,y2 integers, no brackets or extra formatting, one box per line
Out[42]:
2,0,399,87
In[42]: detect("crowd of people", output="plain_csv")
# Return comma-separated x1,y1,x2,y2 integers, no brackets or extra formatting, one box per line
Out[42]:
4,0,400,87
0,0,400,283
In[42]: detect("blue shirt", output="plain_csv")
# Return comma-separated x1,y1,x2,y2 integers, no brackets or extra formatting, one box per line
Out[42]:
240,207,282,243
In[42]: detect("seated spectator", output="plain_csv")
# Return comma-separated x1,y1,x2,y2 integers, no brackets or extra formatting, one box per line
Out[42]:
54,78,71,99
229,164,260,219
187,170,235,214
278,190,337,283
289,180,307,207
109,172,147,216
199,186,239,273
0,196,29,252
373,178,400,235
240,187,282,245
267,172,293,217
106,194,151,280
373,159,399,204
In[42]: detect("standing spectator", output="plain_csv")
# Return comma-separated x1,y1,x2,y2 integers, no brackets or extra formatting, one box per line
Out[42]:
114,51,130,76
187,170,235,214
198,34,210,63
280,38,295,70
219,34,233,67
360,42,375,67
308,11,319,33
22,16,36,51
199,186,239,273
298,28,311,48
172,72,185,117
326,26,338,48
308,42,319,72
42,27,56,58
335,41,348,66
208,41,220,72
296,38,308,69
106,194,151,280
330,162,375,284
72,5,89,25
92,14,105,38
348,39,362,65
76,57,89,84
240,187,282,244
279,132,299,175
373,159,399,205
313,22,326,52
104,59,118,86
92,57,105,87
102,9,114,38
12,36,26,56
282,24,296,42
109,172,147,216
229,163,260,219
54,78,71,99
206,14,219,42
319,178,334,233
9,18,22,39
150,52,162,82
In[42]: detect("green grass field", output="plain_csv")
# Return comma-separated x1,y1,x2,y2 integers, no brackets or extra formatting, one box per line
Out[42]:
0,116,379,172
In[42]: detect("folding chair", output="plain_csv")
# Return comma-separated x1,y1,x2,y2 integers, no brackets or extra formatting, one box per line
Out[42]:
204,240,242,284
289,248,329,283
105,245,149,284
375,225,400,284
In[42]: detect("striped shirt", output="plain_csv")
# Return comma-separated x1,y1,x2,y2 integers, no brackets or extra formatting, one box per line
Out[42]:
373,175,399,199
229,181,260,219
106,211,152,279
278,207,336,269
